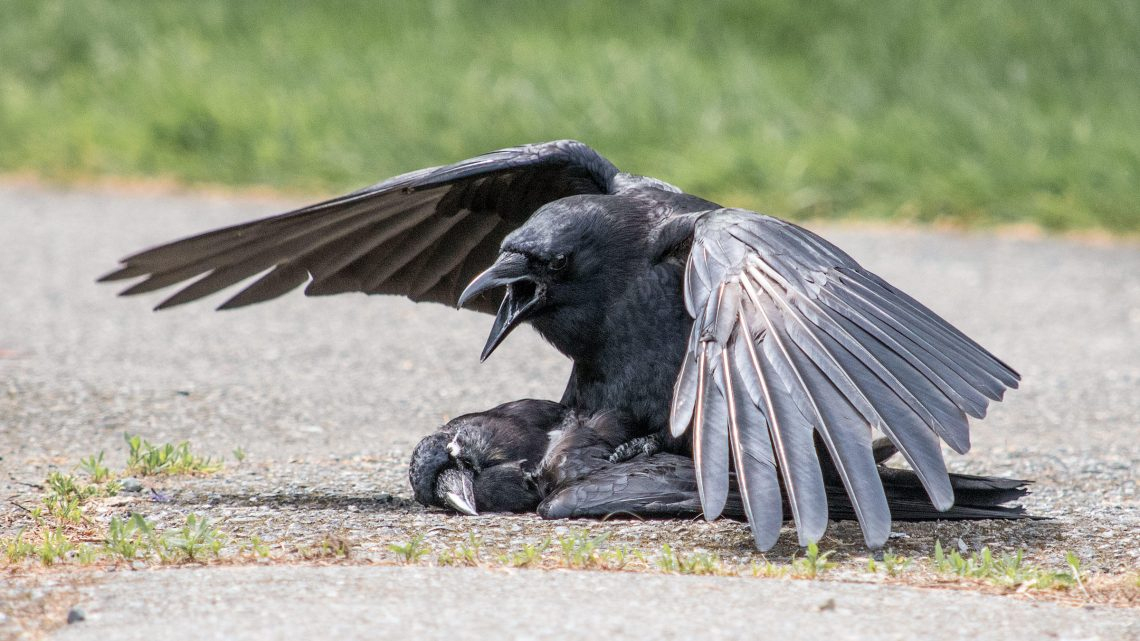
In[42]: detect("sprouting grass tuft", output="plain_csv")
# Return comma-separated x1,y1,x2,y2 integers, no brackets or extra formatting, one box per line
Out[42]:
436,533,484,567
931,540,1081,590
103,514,157,561
39,472,111,524
499,537,551,568
4,530,35,564
867,550,912,577
237,536,271,560
35,527,75,566
389,535,430,565
77,451,113,483
124,433,222,476
656,543,727,576
791,541,835,579
164,514,226,562
557,529,611,569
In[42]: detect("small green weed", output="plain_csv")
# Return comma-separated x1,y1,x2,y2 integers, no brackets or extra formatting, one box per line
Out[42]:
124,433,222,476
41,493,85,524
164,514,225,562
103,514,154,560
242,536,271,559
500,537,551,568
436,533,484,567
75,543,99,565
656,543,727,575
3,530,35,564
78,451,113,483
932,541,1079,590
389,535,430,564
35,527,75,566
867,550,912,577
45,472,100,502
791,541,835,579
751,558,788,578
557,529,612,569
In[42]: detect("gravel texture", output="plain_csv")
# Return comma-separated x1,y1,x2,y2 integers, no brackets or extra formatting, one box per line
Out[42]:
1,184,1138,639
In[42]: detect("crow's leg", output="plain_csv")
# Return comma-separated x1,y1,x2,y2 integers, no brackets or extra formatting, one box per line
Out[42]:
607,432,666,463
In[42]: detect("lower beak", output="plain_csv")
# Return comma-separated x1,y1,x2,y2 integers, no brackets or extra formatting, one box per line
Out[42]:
436,467,478,516
458,253,545,361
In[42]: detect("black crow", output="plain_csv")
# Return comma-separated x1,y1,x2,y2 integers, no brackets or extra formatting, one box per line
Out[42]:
410,400,1030,525
101,140,1020,550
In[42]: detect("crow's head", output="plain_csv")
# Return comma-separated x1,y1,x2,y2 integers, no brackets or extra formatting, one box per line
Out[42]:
408,400,568,515
458,195,646,361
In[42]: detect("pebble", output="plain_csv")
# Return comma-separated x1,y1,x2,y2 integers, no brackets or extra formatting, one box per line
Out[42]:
120,477,143,492
67,607,85,624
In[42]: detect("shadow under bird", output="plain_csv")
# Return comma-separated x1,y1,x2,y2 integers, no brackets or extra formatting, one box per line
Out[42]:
101,140,1023,550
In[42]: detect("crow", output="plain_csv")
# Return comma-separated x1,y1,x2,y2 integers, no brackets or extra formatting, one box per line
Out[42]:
410,399,1030,524
408,399,566,515
100,140,1020,550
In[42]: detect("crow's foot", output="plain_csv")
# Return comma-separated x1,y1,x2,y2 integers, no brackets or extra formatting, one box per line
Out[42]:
608,433,665,463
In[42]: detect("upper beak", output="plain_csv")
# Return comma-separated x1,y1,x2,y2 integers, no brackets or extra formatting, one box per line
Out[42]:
458,253,545,361
437,467,478,516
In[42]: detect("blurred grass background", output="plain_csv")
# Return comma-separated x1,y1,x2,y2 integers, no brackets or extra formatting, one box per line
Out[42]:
1,0,1137,232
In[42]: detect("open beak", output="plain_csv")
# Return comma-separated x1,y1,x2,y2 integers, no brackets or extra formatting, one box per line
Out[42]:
436,467,478,516
458,252,545,361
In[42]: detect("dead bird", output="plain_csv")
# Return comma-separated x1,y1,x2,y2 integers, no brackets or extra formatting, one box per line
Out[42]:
410,400,1030,531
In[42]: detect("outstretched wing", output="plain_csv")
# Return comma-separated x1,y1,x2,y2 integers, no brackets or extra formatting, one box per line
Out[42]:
99,140,619,313
668,208,1020,550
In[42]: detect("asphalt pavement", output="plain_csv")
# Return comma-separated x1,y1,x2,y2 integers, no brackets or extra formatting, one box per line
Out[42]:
1,184,1137,640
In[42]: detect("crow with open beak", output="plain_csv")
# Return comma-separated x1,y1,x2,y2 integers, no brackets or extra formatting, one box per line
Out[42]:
102,140,1021,550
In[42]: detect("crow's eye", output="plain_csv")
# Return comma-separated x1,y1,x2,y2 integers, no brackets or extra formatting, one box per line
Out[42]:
549,254,568,272
458,455,481,472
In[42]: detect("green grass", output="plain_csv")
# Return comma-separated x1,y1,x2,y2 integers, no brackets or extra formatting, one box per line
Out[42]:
1,1,1136,231
932,540,1082,590
389,535,430,565
124,433,223,476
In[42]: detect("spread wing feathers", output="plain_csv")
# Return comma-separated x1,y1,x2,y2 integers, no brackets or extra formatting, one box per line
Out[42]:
99,140,619,314
670,208,1020,550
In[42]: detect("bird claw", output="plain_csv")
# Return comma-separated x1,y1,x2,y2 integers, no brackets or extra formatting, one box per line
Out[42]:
608,433,665,463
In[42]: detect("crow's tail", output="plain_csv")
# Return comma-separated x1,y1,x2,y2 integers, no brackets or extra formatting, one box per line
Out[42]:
814,437,1033,521
823,467,1032,522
